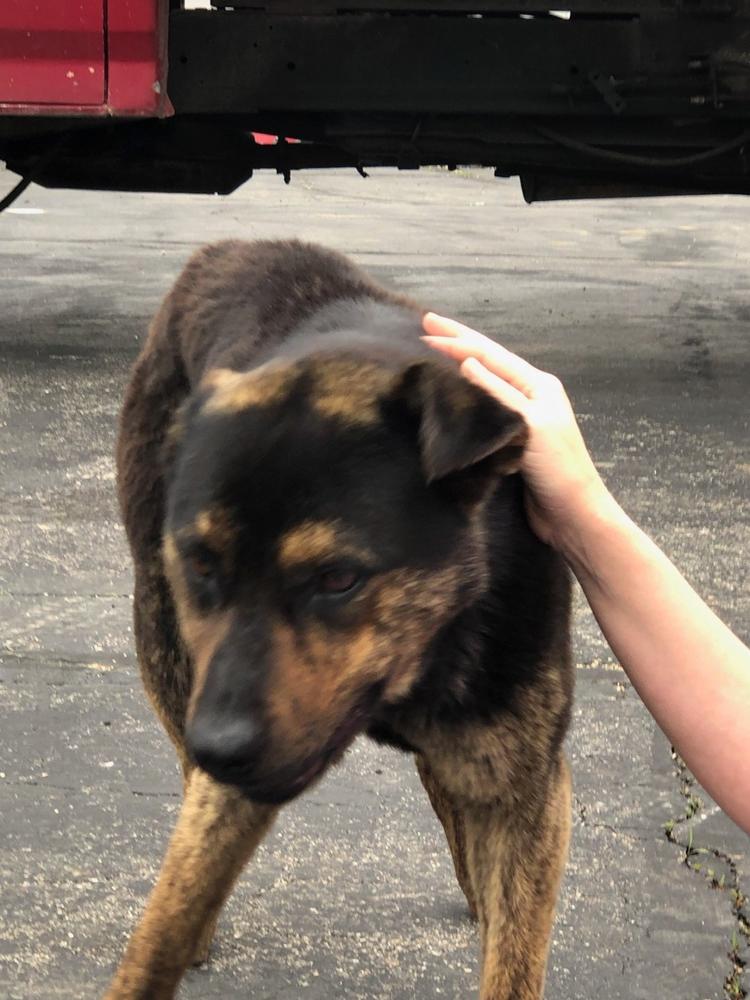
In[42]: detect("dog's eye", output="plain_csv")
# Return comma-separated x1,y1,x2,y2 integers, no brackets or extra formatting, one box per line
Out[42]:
316,568,360,596
182,547,224,610
183,546,219,586
187,553,215,579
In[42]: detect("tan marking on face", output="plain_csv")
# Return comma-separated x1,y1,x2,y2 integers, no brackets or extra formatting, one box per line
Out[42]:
162,530,233,707
201,368,237,391
276,519,372,572
182,607,233,711
310,359,388,426
373,564,464,702
163,532,179,567
261,560,467,768
266,618,379,759
277,520,336,569
166,409,185,450
194,505,236,554
269,517,490,748
202,362,295,415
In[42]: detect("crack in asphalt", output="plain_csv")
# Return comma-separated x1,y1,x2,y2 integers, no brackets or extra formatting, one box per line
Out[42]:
574,799,650,846
664,752,748,1000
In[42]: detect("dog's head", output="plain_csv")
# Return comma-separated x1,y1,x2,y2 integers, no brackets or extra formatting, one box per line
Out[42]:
163,349,526,803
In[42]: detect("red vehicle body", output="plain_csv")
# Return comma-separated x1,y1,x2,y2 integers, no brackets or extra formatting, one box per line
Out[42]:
2,2,750,202
0,1,169,118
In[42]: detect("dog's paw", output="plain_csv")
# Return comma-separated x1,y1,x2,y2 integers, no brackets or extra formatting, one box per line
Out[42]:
191,945,211,968
190,921,218,967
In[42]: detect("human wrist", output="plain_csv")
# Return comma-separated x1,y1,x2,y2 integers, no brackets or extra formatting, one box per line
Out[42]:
552,478,629,574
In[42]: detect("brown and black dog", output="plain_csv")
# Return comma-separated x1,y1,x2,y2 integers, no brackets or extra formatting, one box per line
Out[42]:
108,239,573,999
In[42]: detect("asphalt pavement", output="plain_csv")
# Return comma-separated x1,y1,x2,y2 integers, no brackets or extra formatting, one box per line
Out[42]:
0,164,748,1000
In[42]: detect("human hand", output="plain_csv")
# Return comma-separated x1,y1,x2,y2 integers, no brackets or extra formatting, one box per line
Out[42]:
422,312,614,550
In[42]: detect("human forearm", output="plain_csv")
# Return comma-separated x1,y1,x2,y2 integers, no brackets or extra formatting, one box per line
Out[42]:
562,495,750,832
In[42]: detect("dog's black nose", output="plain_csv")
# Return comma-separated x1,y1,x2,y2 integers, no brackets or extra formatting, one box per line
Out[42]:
186,711,263,780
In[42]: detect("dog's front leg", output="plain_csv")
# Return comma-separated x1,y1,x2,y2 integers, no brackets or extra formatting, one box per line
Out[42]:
419,752,571,1000
105,768,276,1000
416,755,478,919
469,757,571,1000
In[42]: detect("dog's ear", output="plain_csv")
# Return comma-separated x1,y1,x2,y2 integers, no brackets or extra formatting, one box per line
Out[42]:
386,360,527,505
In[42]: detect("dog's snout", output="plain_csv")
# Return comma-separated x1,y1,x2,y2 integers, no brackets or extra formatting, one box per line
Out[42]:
186,711,263,779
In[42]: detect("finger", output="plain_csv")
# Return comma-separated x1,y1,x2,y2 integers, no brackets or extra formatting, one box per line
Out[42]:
423,316,528,371
421,334,479,363
460,357,530,415
422,334,542,398
423,315,540,382
423,312,483,339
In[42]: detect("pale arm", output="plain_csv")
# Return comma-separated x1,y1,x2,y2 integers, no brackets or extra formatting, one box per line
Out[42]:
561,491,750,834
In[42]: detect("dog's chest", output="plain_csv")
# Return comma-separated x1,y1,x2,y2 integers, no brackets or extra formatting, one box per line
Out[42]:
368,711,525,806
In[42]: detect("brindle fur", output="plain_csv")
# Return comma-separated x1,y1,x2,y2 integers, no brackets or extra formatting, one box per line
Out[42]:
108,239,573,999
